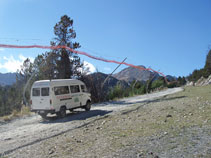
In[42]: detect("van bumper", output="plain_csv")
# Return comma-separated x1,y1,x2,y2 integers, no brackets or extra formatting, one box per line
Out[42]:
31,109,56,114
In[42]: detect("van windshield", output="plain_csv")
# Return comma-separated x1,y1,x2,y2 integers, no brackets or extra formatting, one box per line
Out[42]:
41,87,49,96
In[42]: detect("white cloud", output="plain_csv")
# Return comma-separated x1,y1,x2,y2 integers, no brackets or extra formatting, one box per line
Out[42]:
18,54,34,62
0,48,4,52
83,61,96,74
0,54,34,73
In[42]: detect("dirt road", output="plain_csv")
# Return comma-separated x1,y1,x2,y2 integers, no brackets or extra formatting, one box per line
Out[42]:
0,87,183,157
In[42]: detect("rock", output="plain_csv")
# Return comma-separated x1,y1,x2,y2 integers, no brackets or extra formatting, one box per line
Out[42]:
186,81,194,86
49,150,54,155
4,137,12,141
96,126,101,129
189,113,193,116
76,140,82,143
149,152,154,155
195,75,211,86
101,120,106,125
166,114,172,118
137,152,144,157
204,119,208,123
164,132,168,135
195,76,206,86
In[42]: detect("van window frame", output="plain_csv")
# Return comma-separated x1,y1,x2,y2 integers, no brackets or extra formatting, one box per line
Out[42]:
80,85,87,92
32,88,40,97
70,85,80,93
54,86,70,95
41,87,50,96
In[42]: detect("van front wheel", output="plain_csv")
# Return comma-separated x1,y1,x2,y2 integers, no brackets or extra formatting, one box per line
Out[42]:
84,101,91,111
57,106,66,118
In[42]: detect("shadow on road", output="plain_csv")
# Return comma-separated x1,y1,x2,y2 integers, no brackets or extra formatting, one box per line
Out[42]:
41,109,112,124
121,95,187,115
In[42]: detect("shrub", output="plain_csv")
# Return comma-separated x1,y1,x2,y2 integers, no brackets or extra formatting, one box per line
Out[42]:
108,84,125,100
151,79,164,90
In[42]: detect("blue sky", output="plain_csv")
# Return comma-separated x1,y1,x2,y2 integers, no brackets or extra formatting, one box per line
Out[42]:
0,0,211,77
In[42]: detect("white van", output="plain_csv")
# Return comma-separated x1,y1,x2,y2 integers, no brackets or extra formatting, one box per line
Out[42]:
30,79,91,118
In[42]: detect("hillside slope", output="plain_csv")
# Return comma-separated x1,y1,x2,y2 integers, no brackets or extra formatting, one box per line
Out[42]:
82,72,129,102
2,86,211,158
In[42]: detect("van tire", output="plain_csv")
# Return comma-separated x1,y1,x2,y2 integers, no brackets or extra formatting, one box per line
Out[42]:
57,106,66,118
39,113,47,119
69,109,74,112
84,101,91,111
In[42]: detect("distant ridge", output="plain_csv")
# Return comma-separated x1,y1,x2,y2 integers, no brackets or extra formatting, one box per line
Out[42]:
113,65,159,83
83,72,129,92
0,73,16,86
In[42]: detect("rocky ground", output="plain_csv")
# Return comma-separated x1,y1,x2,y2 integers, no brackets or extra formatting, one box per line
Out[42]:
1,86,211,158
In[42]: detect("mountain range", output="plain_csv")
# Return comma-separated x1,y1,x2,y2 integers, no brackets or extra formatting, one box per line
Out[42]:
0,65,175,86
113,65,160,83
0,73,17,86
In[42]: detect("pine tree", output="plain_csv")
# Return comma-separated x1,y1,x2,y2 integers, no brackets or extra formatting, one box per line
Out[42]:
32,15,83,80
204,49,211,77
52,15,82,79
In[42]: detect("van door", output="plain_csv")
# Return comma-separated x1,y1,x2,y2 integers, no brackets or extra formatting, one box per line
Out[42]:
70,85,81,107
32,87,50,110
80,84,88,106
54,86,72,110
40,87,50,109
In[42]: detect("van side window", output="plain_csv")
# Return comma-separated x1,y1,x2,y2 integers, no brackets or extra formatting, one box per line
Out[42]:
54,86,69,95
70,85,80,93
32,88,40,96
41,87,49,96
81,85,87,92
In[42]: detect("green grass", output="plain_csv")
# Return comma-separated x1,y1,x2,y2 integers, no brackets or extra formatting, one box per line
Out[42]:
180,85,211,101
105,85,211,149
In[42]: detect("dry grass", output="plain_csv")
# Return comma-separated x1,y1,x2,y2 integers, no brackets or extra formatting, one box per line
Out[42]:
0,105,32,122
56,85,211,157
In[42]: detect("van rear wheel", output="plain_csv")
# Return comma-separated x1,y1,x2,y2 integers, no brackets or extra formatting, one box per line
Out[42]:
57,106,66,118
39,113,47,119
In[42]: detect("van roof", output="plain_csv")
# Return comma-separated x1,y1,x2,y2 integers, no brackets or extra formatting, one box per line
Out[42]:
35,79,82,82
32,79,85,87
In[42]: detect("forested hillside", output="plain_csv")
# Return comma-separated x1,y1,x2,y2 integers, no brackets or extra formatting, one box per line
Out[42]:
188,50,211,81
